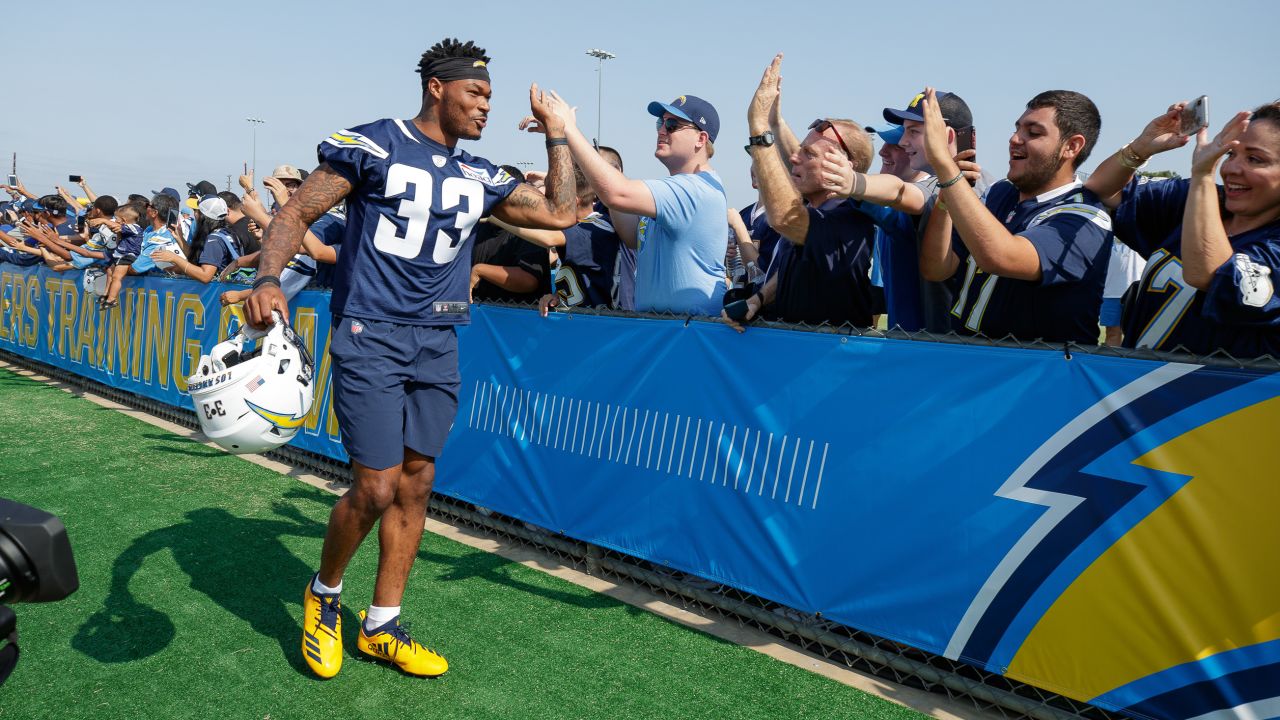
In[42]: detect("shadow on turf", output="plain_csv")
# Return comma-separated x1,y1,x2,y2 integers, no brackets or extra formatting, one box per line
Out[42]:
71,497,348,679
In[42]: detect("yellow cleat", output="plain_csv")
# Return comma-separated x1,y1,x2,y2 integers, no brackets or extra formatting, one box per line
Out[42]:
301,576,343,679
357,610,448,677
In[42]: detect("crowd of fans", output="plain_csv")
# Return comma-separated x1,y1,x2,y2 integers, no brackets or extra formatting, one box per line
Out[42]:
3,56,1278,359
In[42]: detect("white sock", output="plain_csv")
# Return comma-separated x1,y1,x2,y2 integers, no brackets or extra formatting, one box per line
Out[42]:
365,604,400,632
311,575,342,596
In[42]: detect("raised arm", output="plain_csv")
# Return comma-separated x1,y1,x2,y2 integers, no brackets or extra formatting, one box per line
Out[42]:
516,88,657,218
1085,103,1188,209
922,88,1041,280
1182,111,1251,289
77,177,97,202
749,54,809,243
490,84,579,229
727,208,759,265
244,163,352,328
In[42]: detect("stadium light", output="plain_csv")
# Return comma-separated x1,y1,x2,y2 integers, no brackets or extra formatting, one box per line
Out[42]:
585,49,616,145
245,118,265,176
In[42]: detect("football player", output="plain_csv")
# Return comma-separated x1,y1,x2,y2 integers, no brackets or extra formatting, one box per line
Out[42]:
244,38,576,679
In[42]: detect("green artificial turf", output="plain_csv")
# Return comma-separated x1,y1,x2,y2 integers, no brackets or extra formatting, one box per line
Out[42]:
0,367,926,720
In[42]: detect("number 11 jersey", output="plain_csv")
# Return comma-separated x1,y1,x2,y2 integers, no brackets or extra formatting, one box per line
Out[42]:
318,118,518,326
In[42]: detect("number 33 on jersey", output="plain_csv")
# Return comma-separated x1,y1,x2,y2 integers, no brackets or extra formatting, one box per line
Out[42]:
319,118,519,327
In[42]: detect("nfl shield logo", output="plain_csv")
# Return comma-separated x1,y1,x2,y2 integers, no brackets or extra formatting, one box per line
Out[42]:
351,320,363,334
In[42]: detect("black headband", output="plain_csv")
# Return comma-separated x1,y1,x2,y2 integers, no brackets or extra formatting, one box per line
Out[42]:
426,57,490,84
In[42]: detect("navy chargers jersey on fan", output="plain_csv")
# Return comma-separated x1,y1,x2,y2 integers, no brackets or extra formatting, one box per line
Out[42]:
555,212,635,310
1114,175,1280,357
949,180,1112,344
318,118,519,325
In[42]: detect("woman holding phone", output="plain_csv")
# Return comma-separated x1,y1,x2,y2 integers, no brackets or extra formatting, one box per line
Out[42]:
1085,100,1280,358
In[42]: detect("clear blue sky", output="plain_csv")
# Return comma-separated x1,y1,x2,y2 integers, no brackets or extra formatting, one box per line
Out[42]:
6,0,1275,208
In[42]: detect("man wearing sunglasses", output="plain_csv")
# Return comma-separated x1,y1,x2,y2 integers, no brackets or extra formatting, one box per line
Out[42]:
727,55,877,329
522,91,728,315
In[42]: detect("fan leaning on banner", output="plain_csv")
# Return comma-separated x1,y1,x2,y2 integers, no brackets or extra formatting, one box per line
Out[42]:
242,38,577,680
1083,100,1280,358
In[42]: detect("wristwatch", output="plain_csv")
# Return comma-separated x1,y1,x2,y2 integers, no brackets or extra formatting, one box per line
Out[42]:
744,131,775,152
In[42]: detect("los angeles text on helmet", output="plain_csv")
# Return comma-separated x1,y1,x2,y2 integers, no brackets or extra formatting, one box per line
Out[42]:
0,268,341,443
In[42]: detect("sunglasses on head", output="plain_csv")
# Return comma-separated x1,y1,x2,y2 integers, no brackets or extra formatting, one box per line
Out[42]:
657,117,699,134
808,119,854,161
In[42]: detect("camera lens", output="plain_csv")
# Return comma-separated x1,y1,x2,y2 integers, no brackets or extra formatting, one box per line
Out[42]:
0,531,35,604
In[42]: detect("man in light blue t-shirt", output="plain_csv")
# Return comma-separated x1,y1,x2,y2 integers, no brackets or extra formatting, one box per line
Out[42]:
531,92,728,315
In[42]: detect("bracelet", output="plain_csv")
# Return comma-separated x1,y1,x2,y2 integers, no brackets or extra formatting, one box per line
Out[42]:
938,171,965,189
252,274,281,290
1117,143,1147,170
546,137,569,148
851,173,867,198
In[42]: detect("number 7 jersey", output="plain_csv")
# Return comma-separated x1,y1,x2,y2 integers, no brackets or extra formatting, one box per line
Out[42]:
318,118,519,326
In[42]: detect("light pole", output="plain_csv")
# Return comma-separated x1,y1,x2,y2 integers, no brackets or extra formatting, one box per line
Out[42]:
245,117,265,176
585,49,616,145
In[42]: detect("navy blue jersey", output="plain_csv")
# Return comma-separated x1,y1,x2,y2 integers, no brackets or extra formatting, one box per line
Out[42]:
740,203,782,274
554,212,635,310
318,118,519,325
768,199,875,327
1114,176,1280,357
949,180,1112,344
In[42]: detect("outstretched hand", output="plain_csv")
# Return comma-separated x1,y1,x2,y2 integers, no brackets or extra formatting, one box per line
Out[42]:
1191,110,1251,178
1131,103,1192,159
526,84,573,136
921,87,959,180
748,54,783,129
820,149,857,196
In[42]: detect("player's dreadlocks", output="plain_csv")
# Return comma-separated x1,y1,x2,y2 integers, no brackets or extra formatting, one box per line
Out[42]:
417,39,491,92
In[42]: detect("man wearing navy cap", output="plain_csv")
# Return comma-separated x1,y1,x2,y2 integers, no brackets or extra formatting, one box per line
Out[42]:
525,90,729,315
878,89,995,333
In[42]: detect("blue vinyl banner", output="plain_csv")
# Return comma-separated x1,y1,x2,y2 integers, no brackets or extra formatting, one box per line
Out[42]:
0,266,345,461
2,265,1277,720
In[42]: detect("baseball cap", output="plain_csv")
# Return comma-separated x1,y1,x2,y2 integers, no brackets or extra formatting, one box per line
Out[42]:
187,180,218,197
270,164,303,182
197,196,228,220
865,124,905,145
152,187,182,202
647,95,720,143
883,91,973,129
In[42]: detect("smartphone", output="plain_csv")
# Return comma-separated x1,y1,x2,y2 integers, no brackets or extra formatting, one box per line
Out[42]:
68,174,82,183
955,126,976,155
6,174,15,187
1180,96,1209,136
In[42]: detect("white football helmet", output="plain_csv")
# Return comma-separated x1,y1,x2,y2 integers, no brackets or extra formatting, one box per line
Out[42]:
82,267,107,297
187,312,315,455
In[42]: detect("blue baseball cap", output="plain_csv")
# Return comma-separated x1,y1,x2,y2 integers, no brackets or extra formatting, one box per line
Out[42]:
866,124,904,145
647,94,720,143
152,187,182,202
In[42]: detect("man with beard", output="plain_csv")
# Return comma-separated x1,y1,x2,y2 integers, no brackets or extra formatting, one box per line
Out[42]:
919,88,1113,344
243,37,577,680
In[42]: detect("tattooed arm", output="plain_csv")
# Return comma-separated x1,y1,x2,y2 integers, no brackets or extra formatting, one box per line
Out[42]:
244,163,351,328
491,86,577,229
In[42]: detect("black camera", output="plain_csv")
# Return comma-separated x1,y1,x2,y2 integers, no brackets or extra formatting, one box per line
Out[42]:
0,498,80,686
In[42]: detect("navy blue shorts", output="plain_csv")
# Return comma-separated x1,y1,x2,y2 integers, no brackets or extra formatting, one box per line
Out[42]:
329,316,460,470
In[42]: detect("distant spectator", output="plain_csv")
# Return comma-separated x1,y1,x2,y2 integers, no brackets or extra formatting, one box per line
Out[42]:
151,196,243,283
1101,239,1146,346
491,163,635,314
